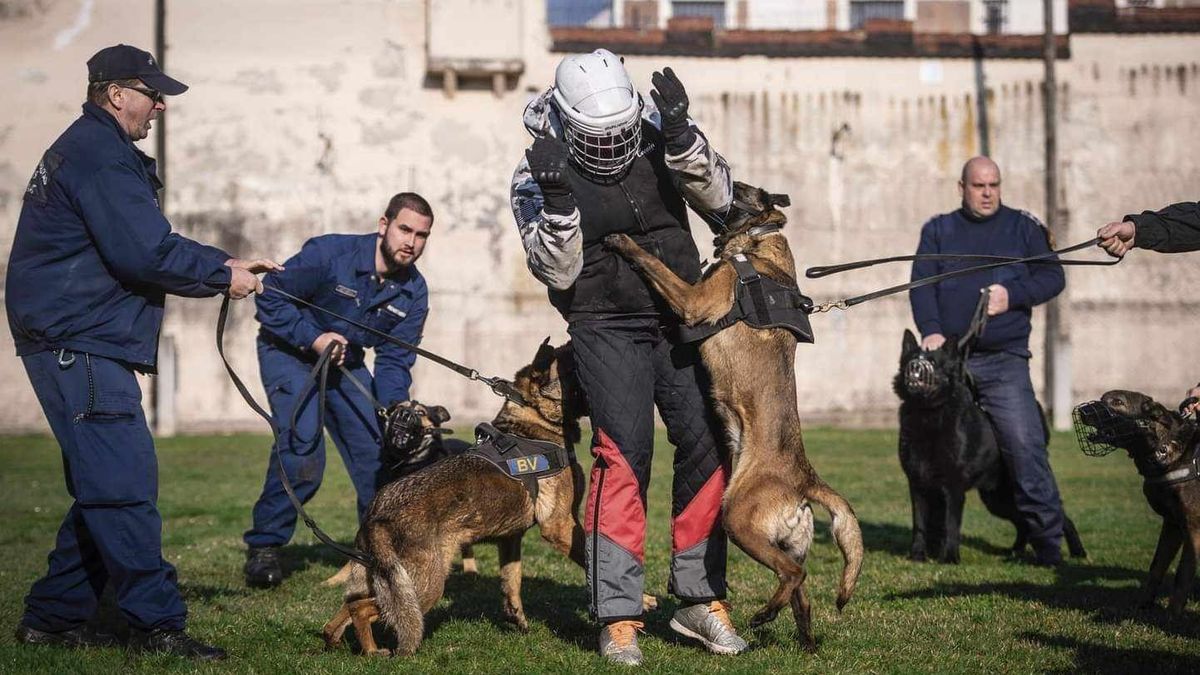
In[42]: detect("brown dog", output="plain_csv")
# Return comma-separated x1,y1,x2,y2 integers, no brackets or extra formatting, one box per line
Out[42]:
1096,390,1199,614
604,182,864,650
321,400,476,588
322,341,654,656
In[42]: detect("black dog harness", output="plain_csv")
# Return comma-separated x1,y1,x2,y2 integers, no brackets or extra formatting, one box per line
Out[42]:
466,423,572,502
677,247,815,345
1143,443,1200,487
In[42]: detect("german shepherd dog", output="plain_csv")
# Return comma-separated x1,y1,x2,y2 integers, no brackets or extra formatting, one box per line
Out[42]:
895,329,1086,563
322,401,478,587
603,182,864,651
323,340,630,656
1093,390,1199,614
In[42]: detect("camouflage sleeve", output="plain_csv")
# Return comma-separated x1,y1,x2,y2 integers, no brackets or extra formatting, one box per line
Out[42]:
510,157,583,291
663,125,733,219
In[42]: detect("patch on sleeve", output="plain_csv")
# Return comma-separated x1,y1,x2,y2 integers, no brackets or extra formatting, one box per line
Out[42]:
24,150,63,206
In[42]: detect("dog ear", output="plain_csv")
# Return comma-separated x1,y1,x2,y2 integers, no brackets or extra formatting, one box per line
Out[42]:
428,405,451,426
902,329,919,356
532,337,555,370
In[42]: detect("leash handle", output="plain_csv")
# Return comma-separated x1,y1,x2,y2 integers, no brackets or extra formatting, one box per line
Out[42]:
217,297,374,568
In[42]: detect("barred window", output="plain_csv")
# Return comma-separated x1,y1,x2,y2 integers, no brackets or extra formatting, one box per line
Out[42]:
849,0,904,29
672,1,727,29
984,0,1008,34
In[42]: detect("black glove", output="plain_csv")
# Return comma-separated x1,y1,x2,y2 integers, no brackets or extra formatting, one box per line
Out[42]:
650,67,696,153
525,137,575,216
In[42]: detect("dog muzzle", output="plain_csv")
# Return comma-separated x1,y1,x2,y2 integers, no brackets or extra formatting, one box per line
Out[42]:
1072,400,1153,457
382,404,424,455
904,356,938,396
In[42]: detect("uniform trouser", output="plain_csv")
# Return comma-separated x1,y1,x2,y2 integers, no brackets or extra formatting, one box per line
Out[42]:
967,351,1065,553
569,316,729,622
243,341,384,548
21,350,186,632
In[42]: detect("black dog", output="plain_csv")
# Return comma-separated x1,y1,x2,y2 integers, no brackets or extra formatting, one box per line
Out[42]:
894,330,1086,563
379,400,471,484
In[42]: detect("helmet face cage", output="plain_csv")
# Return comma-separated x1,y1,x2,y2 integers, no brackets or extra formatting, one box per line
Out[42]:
559,99,643,182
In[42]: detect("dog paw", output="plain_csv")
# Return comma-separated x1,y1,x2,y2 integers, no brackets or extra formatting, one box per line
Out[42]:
749,608,778,628
908,551,927,563
641,593,659,613
602,233,634,254
938,552,961,565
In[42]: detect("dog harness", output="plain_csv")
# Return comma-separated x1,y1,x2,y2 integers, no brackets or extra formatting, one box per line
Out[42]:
466,423,572,502
677,251,815,345
1142,443,1200,487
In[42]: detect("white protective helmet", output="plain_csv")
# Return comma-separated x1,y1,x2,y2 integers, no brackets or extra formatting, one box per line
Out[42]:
552,49,643,181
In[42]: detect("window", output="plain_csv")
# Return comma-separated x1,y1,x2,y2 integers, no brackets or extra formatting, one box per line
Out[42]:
547,0,613,27
983,0,1007,34
672,1,727,29
850,0,904,29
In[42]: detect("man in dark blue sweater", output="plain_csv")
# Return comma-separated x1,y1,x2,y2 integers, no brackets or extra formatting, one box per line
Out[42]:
909,156,1069,566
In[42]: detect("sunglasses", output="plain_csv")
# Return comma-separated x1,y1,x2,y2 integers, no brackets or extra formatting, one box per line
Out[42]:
120,85,164,105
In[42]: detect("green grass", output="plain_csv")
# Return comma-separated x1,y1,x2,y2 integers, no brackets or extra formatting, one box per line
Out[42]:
1,428,1198,673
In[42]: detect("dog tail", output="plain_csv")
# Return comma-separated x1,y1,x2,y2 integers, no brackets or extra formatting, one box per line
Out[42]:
805,482,864,612
368,530,424,656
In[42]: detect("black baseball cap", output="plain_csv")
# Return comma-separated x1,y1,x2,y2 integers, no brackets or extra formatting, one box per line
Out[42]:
86,44,188,96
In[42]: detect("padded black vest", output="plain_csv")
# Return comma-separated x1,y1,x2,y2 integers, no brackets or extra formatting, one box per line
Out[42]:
548,123,703,320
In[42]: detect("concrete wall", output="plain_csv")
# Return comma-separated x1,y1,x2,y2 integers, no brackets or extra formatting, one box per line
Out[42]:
1,0,1197,433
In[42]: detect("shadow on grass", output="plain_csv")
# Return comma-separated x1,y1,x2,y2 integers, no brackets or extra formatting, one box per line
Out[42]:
276,542,356,579
888,563,1199,639
332,570,594,655
1020,631,1199,674
847,519,1019,559
429,572,593,648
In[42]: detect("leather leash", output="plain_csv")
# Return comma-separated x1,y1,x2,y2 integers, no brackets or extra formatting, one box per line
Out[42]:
803,238,1118,314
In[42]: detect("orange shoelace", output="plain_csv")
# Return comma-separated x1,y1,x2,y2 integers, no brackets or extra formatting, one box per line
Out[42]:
708,600,737,631
607,620,644,647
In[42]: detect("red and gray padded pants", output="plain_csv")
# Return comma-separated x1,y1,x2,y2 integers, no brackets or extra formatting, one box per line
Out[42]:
568,316,730,622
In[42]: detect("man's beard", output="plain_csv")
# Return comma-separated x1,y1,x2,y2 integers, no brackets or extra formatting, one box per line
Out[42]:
381,238,413,272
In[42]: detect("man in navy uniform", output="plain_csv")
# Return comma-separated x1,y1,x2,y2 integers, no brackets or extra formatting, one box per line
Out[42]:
6,44,278,660
910,156,1070,566
242,192,432,588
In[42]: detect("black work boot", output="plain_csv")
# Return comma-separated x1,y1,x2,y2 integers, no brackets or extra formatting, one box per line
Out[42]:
244,545,283,588
15,621,121,649
128,628,226,661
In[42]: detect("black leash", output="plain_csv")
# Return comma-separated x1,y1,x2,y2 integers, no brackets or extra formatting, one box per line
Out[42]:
216,297,375,567
263,284,526,406
286,342,386,456
806,250,1113,279
802,238,1118,313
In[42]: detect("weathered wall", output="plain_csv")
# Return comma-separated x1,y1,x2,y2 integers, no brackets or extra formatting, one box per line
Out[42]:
1,0,1197,433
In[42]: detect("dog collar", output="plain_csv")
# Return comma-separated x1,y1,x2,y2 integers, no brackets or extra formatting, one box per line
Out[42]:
1143,446,1200,487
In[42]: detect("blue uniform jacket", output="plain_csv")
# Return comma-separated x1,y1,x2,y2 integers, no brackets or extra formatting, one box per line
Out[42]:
909,205,1065,357
6,103,232,369
255,233,428,405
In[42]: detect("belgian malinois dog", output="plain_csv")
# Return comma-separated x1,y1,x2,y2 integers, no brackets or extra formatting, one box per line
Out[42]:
323,340,653,656
604,182,864,651
1094,390,1199,614
895,330,1087,564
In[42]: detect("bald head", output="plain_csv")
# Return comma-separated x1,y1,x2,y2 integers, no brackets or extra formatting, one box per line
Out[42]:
959,156,1001,219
